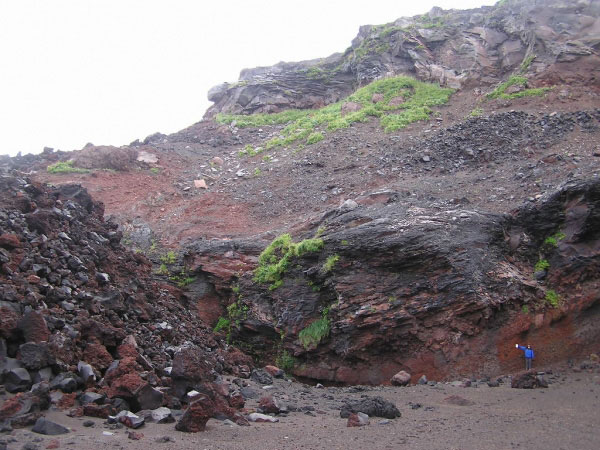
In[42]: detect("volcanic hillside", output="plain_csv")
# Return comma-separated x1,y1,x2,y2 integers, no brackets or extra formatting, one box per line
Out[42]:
2,0,600,389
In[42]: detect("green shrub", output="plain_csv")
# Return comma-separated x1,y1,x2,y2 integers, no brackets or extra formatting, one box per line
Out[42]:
227,302,248,324
545,289,560,308
169,270,195,287
150,167,160,174
160,251,177,265
521,305,529,314
298,317,330,350
520,54,536,73
322,254,340,273
47,161,89,174
534,259,550,272
213,317,230,333
275,350,296,371
544,232,566,248
469,107,483,117
156,263,169,275
254,234,324,290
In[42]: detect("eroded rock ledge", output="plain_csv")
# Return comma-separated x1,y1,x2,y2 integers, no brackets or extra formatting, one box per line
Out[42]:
206,0,600,117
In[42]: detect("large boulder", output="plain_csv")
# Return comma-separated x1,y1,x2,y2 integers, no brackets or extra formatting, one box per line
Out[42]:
175,397,215,432
32,417,69,435
4,368,32,393
511,371,549,389
19,342,55,370
340,396,401,419
18,311,50,343
390,370,411,386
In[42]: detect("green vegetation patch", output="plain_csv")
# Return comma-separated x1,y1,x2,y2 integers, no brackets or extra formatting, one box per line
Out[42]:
468,107,483,118
298,317,330,350
47,161,90,174
254,234,324,290
487,75,551,100
213,317,230,333
520,54,536,74
544,232,566,248
534,259,550,272
217,76,454,152
275,350,296,371
160,250,177,265
322,254,340,273
545,289,560,308
306,131,324,145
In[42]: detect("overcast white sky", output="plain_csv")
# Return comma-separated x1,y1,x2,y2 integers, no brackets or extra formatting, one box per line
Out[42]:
0,0,497,156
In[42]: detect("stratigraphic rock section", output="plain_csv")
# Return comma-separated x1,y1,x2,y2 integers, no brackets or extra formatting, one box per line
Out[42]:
206,0,600,116
213,178,600,384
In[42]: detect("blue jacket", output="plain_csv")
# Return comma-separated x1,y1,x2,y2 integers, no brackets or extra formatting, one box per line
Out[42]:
517,345,534,359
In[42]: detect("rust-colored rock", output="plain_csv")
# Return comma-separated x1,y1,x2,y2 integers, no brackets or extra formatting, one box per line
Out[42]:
0,306,19,339
116,342,139,359
0,233,20,249
175,397,215,432
83,404,114,419
258,395,281,414
107,373,146,399
390,370,411,386
127,431,144,440
347,412,369,427
82,341,113,370
46,439,60,449
56,393,77,410
228,392,245,409
341,102,362,116
264,365,283,377
18,311,50,343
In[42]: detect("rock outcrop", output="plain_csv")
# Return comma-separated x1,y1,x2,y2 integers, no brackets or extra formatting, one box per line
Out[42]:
214,178,600,384
206,0,600,116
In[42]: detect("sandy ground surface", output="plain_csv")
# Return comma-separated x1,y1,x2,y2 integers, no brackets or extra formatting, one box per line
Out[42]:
3,369,599,450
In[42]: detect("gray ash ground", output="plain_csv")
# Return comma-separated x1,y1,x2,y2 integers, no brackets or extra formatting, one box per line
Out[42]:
2,366,599,450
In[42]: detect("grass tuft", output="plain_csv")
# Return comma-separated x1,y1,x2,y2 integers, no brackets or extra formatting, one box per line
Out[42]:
47,161,89,174
545,289,560,308
298,317,330,350
487,75,551,100
322,254,340,273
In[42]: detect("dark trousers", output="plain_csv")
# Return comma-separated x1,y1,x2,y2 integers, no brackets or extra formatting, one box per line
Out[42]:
525,358,532,370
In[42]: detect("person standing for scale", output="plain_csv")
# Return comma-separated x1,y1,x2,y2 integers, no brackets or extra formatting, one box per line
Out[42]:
516,344,535,370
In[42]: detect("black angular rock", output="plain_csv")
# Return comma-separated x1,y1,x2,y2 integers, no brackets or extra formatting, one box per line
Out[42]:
31,417,69,435
340,396,401,419
135,384,164,410
250,368,273,385
4,367,32,393
18,342,55,370
79,391,105,405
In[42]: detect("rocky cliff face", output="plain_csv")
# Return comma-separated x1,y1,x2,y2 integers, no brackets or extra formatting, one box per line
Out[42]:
202,179,599,384
206,0,600,117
